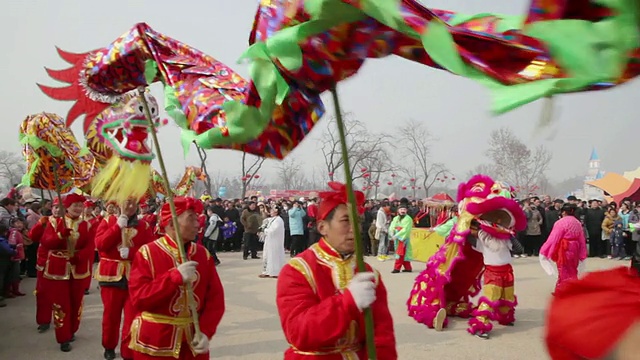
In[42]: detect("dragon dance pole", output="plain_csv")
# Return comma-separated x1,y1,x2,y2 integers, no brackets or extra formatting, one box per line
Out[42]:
136,87,202,338
52,163,73,256
330,86,377,360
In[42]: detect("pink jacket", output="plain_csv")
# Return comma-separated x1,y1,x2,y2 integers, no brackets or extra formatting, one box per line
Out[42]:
8,228,25,261
540,216,587,264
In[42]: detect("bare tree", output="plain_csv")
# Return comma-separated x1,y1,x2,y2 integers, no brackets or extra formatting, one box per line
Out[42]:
241,150,265,198
276,157,309,190
396,119,449,197
486,127,552,193
465,164,499,180
318,114,392,184
0,151,26,191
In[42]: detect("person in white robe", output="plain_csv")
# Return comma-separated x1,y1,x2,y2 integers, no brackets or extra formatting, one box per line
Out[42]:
259,206,286,278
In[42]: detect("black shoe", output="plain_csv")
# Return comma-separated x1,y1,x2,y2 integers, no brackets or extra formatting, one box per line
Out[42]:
474,332,490,339
0,300,6,308
214,260,221,266
251,256,260,259
84,289,90,295
37,324,50,333
391,270,400,273
402,270,412,273
70,334,76,342
60,342,72,352
243,255,248,260
104,349,116,360
505,322,515,326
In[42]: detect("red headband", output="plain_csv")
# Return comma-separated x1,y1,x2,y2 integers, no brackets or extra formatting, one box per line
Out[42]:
84,200,96,208
63,194,86,209
317,182,365,221
160,197,204,228
545,267,640,359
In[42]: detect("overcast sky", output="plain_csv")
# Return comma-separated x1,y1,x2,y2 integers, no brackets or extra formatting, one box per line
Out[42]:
2,0,636,186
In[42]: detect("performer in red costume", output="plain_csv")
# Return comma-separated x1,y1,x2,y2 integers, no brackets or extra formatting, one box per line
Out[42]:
95,197,155,360
276,182,397,359
28,198,63,334
545,266,640,359
83,200,100,295
140,201,157,230
39,193,94,352
128,197,225,359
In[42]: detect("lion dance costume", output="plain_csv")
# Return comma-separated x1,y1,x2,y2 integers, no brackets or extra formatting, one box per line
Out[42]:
407,174,526,338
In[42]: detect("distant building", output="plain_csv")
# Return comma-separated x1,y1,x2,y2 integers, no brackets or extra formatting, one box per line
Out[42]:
572,148,605,200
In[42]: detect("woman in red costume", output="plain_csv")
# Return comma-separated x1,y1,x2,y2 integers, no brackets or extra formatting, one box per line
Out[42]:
539,203,587,293
276,182,397,359
39,193,94,352
127,197,225,359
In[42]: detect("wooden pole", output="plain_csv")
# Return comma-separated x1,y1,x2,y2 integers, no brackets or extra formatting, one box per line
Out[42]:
330,86,377,359
52,163,73,256
137,87,201,338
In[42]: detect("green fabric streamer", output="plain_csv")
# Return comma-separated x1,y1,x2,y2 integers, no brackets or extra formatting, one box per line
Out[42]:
144,59,158,84
351,0,640,113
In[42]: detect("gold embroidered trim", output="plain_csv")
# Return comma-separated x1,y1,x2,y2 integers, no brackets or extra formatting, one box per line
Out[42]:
288,257,317,294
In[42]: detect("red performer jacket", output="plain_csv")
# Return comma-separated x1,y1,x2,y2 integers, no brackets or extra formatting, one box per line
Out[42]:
94,216,155,283
128,236,225,358
29,216,53,271
276,239,397,359
39,216,94,281
142,213,157,229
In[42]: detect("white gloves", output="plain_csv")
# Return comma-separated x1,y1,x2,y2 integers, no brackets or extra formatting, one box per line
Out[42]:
117,215,129,228
119,247,130,259
347,272,377,312
191,332,210,354
177,261,199,283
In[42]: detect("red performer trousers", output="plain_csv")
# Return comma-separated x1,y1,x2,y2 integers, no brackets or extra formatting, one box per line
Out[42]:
132,342,208,360
393,242,412,271
42,276,86,343
101,286,134,359
35,270,52,326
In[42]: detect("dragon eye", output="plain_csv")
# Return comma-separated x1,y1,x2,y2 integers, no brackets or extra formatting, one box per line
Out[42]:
138,106,144,113
219,69,228,76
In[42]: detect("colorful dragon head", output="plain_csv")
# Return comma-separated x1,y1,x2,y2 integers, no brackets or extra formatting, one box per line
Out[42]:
456,174,526,239
85,89,165,164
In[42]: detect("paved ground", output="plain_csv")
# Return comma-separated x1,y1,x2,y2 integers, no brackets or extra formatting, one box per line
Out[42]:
0,253,622,359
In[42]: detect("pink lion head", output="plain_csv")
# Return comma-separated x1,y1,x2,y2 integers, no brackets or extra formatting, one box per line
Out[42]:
457,174,526,239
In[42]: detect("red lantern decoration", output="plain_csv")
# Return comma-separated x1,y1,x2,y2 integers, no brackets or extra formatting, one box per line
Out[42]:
440,179,445,183
254,174,260,179
360,167,367,172
328,172,334,177
241,176,247,181
411,186,416,190
418,187,422,190
452,177,456,180
410,178,416,182
402,186,407,190
436,177,440,181
444,176,448,179
387,182,393,186
363,173,370,178
391,174,396,178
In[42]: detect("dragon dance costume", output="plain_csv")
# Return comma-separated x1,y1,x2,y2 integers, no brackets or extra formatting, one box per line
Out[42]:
38,194,94,351
95,205,155,360
408,175,526,339
276,182,397,359
127,197,225,359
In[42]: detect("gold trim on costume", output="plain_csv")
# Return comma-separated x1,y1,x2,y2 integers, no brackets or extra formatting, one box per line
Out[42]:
288,257,317,294
311,242,355,291
93,258,131,282
53,303,65,329
43,251,71,280
128,312,196,359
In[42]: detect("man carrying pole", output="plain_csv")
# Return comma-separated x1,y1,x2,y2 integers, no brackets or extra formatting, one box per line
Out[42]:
127,197,225,359
39,193,94,352
275,181,397,359
95,197,155,360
